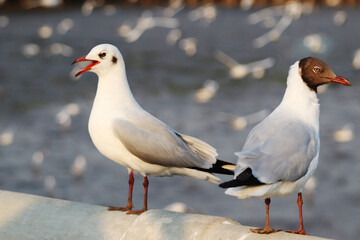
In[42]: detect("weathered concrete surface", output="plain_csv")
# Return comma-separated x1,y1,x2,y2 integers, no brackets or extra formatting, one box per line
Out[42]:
0,190,332,240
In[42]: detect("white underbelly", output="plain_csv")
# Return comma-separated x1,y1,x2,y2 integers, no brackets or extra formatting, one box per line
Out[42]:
89,118,129,166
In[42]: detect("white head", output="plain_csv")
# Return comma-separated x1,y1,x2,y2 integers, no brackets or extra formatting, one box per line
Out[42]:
72,44,124,77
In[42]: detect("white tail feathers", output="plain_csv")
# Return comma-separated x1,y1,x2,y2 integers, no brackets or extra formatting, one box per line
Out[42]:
172,167,220,184
221,164,236,171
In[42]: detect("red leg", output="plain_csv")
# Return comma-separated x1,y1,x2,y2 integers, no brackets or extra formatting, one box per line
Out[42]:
127,176,149,215
287,193,308,235
251,198,282,234
108,171,134,211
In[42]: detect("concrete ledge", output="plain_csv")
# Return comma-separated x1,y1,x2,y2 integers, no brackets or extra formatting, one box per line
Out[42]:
0,190,331,240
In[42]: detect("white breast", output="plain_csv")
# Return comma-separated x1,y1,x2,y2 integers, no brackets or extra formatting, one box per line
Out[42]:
88,108,131,167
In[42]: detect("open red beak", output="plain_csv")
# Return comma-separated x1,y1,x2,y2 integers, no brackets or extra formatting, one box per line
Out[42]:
72,57,100,77
327,76,352,86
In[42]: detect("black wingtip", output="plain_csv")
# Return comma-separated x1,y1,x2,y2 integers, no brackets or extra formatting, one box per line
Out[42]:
219,168,264,188
190,159,235,175
211,159,235,175
219,179,241,188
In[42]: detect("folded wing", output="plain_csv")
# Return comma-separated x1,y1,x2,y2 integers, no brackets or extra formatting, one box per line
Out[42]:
235,122,319,184
113,117,217,169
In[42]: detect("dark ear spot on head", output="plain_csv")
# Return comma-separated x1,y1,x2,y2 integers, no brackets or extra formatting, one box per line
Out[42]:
112,56,117,64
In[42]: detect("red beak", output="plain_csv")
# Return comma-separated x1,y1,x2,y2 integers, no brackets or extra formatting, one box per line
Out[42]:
72,57,100,77
327,76,352,86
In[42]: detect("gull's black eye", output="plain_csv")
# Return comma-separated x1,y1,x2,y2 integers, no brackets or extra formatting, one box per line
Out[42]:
313,66,321,73
99,52,106,58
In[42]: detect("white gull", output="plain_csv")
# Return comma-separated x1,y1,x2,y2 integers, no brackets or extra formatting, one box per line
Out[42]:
220,57,351,235
72,44,234,214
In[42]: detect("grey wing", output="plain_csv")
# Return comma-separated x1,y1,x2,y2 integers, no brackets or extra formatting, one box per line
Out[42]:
241,110,286,151
112,118,214,169
235,122,319,184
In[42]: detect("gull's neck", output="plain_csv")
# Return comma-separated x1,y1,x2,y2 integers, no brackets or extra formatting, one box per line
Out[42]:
279,61,320,130
92,66,141,115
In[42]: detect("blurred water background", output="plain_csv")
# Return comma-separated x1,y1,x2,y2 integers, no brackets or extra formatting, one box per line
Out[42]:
0,1,359,239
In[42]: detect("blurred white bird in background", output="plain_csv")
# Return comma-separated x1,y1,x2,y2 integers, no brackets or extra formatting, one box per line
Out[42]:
21,0,63,9
195,79,219,103
44,175,56,197
241,0,255,11
47,43,74,57
56,18,74,35
333,124,354,143
31,151,45,169
247,5,284,26
166,29,182,46
217,109,270,131
118,10,179,43
163,0,184,18
333,10,347,26
0,127,14,146
179,37,197,56
214,50,275,80
102,4,117,16
71,155,87,179
21,43,40,58
38,25,53,39
188,4,217,25
250,2,313,48
303,33,326,54
55,103,81,130
31,150,45,179
81,0,105,16
352,48,360,70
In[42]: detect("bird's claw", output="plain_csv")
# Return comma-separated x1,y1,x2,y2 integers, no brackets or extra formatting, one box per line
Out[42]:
126,209,147,215
286,229,308,235
251,227,282,234
107,205,133,211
